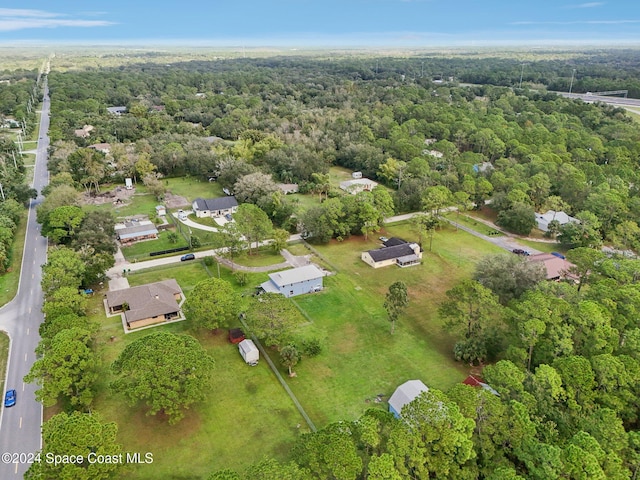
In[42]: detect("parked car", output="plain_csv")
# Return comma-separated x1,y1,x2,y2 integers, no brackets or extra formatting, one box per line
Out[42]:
4,389,16,408
512,248,529,256
551,252,566,259
224,213,233,221
180,253,195,261
379,236,389,242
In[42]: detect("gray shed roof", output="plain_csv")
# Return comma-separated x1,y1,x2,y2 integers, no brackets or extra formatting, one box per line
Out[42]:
389,379,429,415
368,243,417,262
267,265,324,287
116,223,158,240
193,196,238,211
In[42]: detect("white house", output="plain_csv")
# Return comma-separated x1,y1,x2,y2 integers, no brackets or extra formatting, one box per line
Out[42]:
260,265,324,298
339,178,379,195
192,196,238,218
362,239,422,268
536,210,578,232
388,380,429,418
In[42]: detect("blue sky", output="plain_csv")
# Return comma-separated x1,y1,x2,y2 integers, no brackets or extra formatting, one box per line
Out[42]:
1,1,639,46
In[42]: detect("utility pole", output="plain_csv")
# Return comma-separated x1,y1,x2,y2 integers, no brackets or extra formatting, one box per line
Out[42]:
519,63,525,88
0,183,5,201
569,68,576,94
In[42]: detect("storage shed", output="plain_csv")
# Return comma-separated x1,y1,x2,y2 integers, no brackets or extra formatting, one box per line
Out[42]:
238,339,259,366
388,379,429,418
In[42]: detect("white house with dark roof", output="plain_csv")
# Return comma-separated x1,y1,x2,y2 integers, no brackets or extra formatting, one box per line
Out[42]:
107,106,127,115
362,239,422,268
105,279,184,330
260,265,324,297
192,196,238,218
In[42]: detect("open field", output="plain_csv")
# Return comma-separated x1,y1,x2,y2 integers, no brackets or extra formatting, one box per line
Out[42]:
444,211,502,236
80,219,504,477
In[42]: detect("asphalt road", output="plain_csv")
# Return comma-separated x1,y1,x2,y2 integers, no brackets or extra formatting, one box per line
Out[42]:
0,79,50,478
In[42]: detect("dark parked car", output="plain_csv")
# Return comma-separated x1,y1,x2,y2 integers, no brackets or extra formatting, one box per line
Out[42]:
4,389,16,408
180,253,195,261
551,252,566,259
512,248,530,256
225,213,233,221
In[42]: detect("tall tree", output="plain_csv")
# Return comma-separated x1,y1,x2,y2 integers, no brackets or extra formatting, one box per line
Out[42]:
25,411,123,480
24,327,99,409
247,293,298,347
384,281,409,334
111,332,214,424
183,278,241,331
234,203,273,255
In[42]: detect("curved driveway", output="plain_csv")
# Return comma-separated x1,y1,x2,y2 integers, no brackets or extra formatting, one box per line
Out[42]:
0,81,50,478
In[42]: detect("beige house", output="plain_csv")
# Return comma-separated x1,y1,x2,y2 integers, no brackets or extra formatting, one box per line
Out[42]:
362,239,422,268
74,124,94,138
339,178,379,195
105,279,184,330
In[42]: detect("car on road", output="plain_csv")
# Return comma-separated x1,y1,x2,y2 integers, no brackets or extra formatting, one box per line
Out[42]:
551,252,566,259
180,253,195,262
4,389,16,408
512,248,530,256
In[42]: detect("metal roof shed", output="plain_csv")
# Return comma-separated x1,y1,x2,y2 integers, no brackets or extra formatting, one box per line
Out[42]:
388,379,429,418
238,339,259,366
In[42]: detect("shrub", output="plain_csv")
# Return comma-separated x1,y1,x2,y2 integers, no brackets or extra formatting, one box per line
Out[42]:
300,337,322,357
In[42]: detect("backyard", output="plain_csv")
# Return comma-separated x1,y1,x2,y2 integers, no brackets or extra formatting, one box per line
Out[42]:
83,218,506,477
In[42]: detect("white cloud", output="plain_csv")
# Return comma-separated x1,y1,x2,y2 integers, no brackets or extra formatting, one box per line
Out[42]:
564,2,604,8
0,8,115,32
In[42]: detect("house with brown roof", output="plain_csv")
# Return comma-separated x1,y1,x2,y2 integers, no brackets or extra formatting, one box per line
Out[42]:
74,124,94,138
105,279,184,330
528,253,578,282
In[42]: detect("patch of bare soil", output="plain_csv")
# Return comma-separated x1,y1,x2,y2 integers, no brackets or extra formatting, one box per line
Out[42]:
163,192,190,209
82,185,135,206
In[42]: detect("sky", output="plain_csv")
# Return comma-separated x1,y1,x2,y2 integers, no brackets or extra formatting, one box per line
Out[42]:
0,1,639,47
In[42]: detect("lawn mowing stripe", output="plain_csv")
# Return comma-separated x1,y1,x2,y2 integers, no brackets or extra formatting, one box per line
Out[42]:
239,317,317,432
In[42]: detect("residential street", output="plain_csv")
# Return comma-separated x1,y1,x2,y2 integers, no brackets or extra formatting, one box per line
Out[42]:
0,80,50,478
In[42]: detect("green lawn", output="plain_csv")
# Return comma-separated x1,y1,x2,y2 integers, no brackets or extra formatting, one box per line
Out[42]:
0,210,28,306
165,176,224,201
0,333,9,396
444,212,503,236
233,248,286,267
285,222,503,425
519,238,565,254
120,230,189,261
80,219,506,477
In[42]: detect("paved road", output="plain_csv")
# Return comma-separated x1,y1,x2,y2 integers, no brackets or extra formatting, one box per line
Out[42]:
0,80,50,477
554,91,640,108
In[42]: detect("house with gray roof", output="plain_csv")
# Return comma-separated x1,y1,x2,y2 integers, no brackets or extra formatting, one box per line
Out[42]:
260,265,324,298
388,379,429,418
105,279,184,330
114,219,158,245
192,196,238,218
362,240,422,268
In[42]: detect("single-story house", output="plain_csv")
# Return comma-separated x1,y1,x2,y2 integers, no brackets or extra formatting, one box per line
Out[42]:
260,265,324,298
362,239,422,268
73,124,94,138
528,253,578,281
339,178,379,195
192,196,238,218
155,205,166,216
388,379,429,418
276,183,299,194
107,106,127,115
462,375,499,396
88,142,111,154
114,219,158,245
105,279,183,330
535,210,578,232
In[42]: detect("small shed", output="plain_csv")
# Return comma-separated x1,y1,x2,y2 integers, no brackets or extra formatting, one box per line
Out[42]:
238,339,259,366
155,205,166,216
388,379,429,418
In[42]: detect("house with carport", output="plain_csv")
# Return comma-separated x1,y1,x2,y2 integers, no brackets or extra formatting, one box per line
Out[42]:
105,279,184,330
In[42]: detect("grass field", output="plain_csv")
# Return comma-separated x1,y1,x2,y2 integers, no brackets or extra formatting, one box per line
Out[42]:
0,333,9,397
444,211,502,236
80,220,505,477
120,230,189,261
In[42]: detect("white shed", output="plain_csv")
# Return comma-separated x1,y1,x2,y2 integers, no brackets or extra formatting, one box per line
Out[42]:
388,379,429,418
238,339,259,366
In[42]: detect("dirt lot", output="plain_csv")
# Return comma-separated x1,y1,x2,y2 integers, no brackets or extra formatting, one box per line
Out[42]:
82,187,189,209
